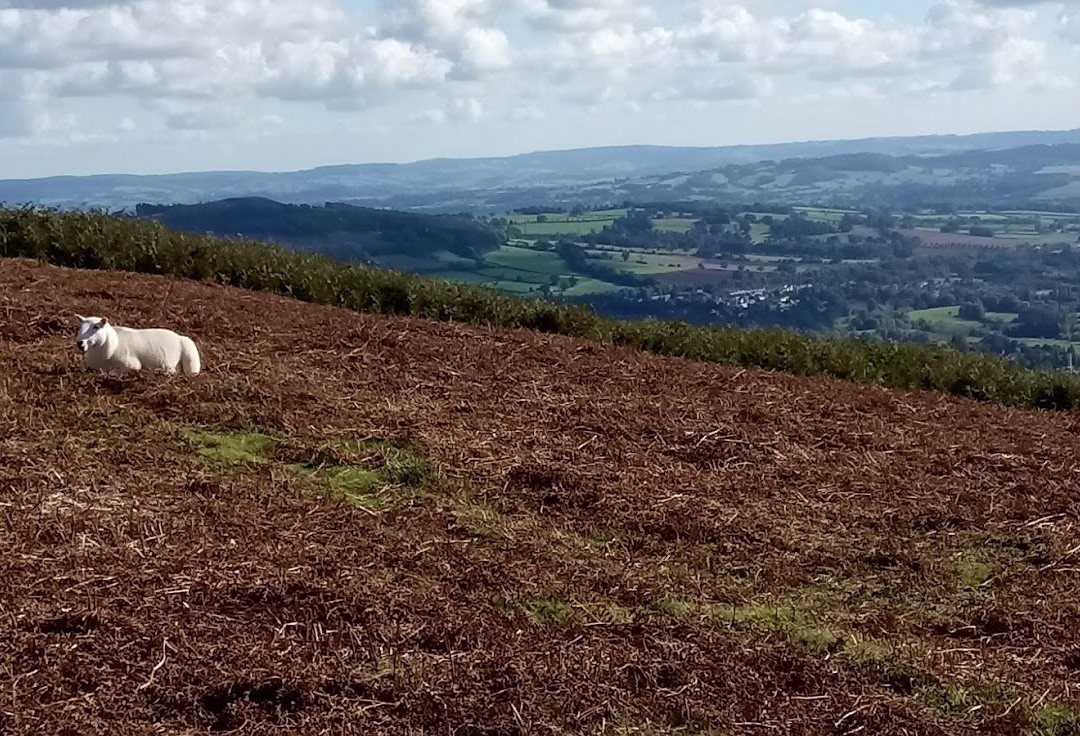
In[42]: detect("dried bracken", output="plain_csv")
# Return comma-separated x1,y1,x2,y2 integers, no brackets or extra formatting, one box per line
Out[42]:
1,258,1080,735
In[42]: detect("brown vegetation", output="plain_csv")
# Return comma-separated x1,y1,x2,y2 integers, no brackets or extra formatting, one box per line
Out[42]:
3,259,1080,735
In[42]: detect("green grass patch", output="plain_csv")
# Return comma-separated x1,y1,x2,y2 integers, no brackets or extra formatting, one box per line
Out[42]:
516,220,614,236
516,597,576,627
449,498,506,540
187,429,276,464
188,430,435,510
483,245,569,275
749,223,770,244
909,306,982,330
654,595,697,618
842,636,894,663
578,602,635,625
714,603,842,653
652,217,697,233
954,554,995,588
562,278,623,297
1034,701,1080,736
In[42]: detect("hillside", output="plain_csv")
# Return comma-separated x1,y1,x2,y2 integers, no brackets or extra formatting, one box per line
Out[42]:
3,258,1080,734
135,198,502,263
597,144,1080,209
4,127,1080,211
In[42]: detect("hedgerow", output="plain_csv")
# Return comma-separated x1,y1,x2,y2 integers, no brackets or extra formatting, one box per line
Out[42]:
3,204,1079,410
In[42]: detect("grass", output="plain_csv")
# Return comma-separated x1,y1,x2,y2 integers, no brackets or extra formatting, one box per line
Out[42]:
513,597,576,627
516,220,615,236
652,217,697,233
188,430,275,464
6,204,1080,411
483,245,568,275
437,244,639,296
954,555,995,588
909,306,982,330
1035,702,1080,736
187,430,436,510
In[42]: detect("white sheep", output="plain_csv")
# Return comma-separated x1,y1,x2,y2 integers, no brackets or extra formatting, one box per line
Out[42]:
74,315,202,376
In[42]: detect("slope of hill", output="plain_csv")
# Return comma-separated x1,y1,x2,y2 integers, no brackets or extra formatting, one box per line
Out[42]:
595,144,1080,208
3,127,1080,211
135,198,503,263
2,258,1080,735
5,204,1080,411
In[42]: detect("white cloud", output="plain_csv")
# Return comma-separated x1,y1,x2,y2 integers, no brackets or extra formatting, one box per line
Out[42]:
449,96,484,121
0,0,1076,162
508,104,546,121
410,96,485,124
0,96,75,140
411,107,447,124
0,0,449,108
0,97,38,137
1061,11,1080,41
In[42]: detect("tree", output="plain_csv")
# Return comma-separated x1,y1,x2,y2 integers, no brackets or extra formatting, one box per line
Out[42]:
959,301,985,321
1012,305,1062,339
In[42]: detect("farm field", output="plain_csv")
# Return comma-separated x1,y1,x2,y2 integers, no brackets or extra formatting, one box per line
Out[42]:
4,259,1080,734
426,242,784,297
512,219,614,237
909,306,984,329
506,210,627,238
651,217,697,233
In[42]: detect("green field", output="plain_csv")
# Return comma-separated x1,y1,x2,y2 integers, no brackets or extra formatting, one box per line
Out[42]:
485,245,567,275
909,306,983,331
793,207,857,224
652,217,697,233
515,219,616,237
429,241,784,296
436,244,652,297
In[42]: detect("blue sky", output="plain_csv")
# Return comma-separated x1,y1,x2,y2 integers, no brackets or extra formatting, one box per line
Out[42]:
0,0,1078,178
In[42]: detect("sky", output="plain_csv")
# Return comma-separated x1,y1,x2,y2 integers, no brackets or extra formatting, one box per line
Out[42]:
0,0,1079,178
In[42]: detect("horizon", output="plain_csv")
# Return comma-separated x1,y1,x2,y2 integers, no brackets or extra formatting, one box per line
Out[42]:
1,0,1079,179
4,122,1080,182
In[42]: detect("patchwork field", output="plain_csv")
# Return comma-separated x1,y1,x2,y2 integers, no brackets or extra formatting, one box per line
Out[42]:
3,259,1080,734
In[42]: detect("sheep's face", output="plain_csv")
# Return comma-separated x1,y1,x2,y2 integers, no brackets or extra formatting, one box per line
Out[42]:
75,316,109,353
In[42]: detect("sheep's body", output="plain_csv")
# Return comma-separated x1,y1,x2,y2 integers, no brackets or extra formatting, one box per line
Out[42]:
79,319,201,376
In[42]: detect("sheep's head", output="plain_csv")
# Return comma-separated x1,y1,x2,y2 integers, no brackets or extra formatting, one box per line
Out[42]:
75,315,109,353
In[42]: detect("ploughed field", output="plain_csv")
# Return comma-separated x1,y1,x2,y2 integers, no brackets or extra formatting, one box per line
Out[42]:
2,258,1080,735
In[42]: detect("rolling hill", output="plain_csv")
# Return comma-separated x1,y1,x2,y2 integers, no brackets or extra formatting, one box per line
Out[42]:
590,144,1080,209
3,257,1080,734
3,127,1080,211
135,198,503,263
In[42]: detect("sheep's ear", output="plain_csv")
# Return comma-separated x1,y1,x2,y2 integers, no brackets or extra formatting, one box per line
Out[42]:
98,317,108,327
75,314,85,322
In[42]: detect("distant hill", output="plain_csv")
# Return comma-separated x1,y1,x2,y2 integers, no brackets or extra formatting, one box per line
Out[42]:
135,198,502,262
4,126,1080,211
599,143,1080,208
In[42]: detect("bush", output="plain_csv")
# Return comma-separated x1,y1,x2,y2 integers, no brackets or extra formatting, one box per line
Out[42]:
3,205,1080,411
